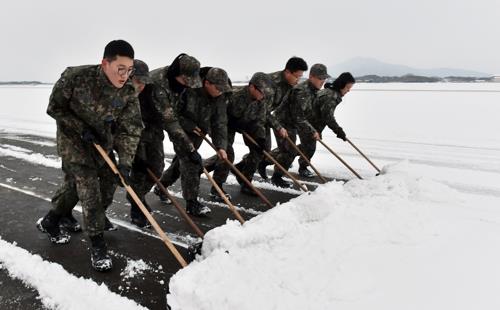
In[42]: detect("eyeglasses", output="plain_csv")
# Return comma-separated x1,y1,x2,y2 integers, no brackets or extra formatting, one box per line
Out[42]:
117,66,135,77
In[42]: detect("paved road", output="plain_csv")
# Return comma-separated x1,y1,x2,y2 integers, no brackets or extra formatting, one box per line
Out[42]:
0,132,335,309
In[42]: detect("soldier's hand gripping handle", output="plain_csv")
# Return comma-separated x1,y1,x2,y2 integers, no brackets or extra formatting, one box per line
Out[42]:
116,164,131,186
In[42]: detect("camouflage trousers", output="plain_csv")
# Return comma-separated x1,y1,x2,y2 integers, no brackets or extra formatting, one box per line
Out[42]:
51,159,118,237
273,128,316,176
128,132,165,213
205,130,263,183
260,127,288,167
204,130,235,185
159,134,202,201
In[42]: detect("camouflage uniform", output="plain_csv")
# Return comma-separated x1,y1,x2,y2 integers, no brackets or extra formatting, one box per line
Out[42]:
262,70,292,160
160,85,228,201
272,79,321,176
205,74,271,185
47,65,143,237
127,82,166,211
311,87,344,138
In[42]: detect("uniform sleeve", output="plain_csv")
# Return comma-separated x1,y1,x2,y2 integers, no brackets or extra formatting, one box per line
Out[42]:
292,88,316,136
265,97,283,131
46,69,86,139
319,93,342,134
210,97,228,150
151,85,195,156
253,103,267,140
176,91,198,134
114,94,144,166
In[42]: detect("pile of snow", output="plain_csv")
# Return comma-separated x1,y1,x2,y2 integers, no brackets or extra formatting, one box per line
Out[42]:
0,238,146,310
168,161,500,310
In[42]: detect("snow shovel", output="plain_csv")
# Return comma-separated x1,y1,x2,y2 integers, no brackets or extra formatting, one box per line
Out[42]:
346,138,381,174
146,168,205,238
318,139,363,180
284,135,328,183
94,144,188,268
242,132,309,192
194,129,274,208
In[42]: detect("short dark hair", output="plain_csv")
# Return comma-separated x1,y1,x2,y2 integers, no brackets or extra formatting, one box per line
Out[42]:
285,57,308,72
103,40,134,61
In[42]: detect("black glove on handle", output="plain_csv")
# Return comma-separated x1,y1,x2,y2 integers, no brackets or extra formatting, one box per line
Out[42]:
116,164,131,186
336,127,347,141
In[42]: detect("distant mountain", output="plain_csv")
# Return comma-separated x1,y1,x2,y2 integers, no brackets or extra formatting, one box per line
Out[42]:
0,81,44,85
328,57,491,78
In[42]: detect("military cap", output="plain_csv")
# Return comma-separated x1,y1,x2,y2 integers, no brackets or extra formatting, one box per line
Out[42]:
310,63,331,80
132,59,152,84
206,68,232,93
250,72,274,98
179,55,202,88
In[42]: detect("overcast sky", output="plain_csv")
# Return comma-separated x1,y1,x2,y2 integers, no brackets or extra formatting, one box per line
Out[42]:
1,0,498,82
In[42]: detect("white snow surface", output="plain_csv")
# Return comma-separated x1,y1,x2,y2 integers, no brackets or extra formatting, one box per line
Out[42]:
168,161,500,309
1,83,500,309
0,237,147,310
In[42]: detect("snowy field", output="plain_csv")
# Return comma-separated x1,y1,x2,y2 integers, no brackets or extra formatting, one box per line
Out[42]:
1,83,500,309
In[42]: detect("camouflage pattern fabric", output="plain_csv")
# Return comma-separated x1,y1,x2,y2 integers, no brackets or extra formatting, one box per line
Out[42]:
46,65,143,237
205,87,267,185
272,80,321,172
313,87,344,135
159,87,229,201
149,66,195,157
128,84,167,209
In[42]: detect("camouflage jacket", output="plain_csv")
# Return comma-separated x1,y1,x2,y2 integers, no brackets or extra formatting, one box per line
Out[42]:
47,65,143,168
274,80,319,136
149,66,195,156
177,88,228,150
227,86,267,140
267,70,293,112
263,70,289,131
314,88,343,134
136,83,165,143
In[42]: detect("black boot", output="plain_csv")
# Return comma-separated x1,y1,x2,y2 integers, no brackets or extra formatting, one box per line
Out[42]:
36,211,71,244
129,196,152,229
298,166,315,178
240,184,257,196
187,241,203,262
153,185,172,204
186,200,211,217
104,216,117,231
59,212,82,233
257,161,269,180
89,233,112,272
209,184,232,202
271,173,293,188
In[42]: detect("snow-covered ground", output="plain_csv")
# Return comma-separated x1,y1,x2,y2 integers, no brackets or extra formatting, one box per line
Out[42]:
1,83,500,309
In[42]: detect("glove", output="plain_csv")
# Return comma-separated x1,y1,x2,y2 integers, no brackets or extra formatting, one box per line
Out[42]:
188,150,203,166
81,128,112,149
116,164,131,186
336,127,347,141
81,129,97,144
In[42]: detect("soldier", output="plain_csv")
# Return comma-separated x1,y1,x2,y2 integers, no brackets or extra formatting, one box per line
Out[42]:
148,54,211,216
155,67,231,214
124,59,162,228
258,57,308,179
205,72,274,196
313,71,356,145
271,63,330,187
36,40,143,271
